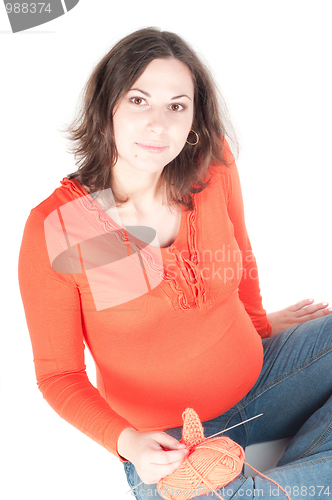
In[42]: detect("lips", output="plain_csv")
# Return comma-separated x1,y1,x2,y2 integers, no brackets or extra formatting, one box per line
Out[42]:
135,142,168,154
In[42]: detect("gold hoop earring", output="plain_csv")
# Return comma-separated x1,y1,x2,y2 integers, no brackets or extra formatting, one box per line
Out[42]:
186,128,199,146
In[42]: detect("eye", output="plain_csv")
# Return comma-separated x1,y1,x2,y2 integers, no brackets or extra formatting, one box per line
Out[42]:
130,97,147,106
169,103,185,112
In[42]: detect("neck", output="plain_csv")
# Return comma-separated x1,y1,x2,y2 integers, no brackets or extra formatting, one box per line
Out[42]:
112,162,165,210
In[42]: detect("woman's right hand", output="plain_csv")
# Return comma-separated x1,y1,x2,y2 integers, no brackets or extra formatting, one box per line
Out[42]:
117,427,189,484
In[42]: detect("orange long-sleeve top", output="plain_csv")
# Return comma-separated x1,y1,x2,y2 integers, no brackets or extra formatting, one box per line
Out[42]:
18,145,271,460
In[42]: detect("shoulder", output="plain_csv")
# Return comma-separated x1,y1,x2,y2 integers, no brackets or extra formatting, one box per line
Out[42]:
195,140,242,215
22,178,87,240
204,148,237,195
20,178,87,265
29,178,86,220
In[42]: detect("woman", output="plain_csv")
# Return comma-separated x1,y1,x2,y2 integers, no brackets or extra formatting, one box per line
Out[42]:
18,28,332,499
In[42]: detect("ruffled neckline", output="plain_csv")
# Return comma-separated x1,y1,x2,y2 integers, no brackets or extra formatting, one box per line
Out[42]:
60,177,207,312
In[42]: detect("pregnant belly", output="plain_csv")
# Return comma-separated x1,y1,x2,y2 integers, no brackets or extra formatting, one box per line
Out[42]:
99,309,264,431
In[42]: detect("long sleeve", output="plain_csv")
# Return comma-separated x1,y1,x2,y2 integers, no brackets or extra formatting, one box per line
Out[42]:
18,207,132,460
222,143,272,338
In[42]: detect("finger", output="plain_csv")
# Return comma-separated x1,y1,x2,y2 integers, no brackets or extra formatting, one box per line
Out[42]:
297,306,332,322
152,432,186,450
161,457,188,475
295,302,330,318
287,298,314,312
143,458,187,484
151,447,189,465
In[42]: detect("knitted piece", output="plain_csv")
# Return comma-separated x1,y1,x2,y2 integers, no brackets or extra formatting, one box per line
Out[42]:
181,408,205,447
157,408,244,500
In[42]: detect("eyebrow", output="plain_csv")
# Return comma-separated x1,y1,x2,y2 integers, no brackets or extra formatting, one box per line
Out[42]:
129,88,192,100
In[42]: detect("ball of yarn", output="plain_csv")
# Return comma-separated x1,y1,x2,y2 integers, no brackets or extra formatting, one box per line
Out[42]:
157,408,244,500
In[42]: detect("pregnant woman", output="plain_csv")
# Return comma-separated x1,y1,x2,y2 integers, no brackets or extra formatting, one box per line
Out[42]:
19,27,332,499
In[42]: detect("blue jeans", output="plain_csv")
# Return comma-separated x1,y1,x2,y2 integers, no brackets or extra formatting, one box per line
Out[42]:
124,315,332,499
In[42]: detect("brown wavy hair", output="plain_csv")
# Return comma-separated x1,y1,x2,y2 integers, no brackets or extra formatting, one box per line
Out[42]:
65,27,237,210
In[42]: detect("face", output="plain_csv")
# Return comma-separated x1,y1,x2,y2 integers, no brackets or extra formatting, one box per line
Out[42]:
112,58,195,175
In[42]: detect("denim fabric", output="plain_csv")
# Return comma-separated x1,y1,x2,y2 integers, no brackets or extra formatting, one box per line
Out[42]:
124,315,332,499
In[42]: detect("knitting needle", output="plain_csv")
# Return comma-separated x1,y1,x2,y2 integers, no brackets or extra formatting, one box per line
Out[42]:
127,481,144,494
186,412,264,450
126,412,263,494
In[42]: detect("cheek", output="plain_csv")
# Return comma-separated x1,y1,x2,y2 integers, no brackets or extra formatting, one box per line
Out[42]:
173,121,193,148
113,109,127,135
178,111,194,139
112,109,137,149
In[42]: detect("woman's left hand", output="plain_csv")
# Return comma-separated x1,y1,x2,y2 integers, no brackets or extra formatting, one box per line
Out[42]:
267,299,332,337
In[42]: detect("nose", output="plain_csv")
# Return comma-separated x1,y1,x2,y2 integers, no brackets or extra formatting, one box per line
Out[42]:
146,107,167,135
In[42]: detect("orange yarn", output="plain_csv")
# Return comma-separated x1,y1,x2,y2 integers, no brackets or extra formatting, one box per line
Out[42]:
157,409,291,500
157,408,244,500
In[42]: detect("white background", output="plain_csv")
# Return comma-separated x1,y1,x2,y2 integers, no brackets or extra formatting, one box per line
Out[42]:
1,1,332,499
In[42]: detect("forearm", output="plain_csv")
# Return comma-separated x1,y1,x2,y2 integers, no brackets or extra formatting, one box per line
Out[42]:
117,427,140,461
238,245,271,338
38,369,132,459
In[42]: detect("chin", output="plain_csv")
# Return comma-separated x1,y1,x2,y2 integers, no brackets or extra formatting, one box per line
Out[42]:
132,157,170,174
134,164,166,174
